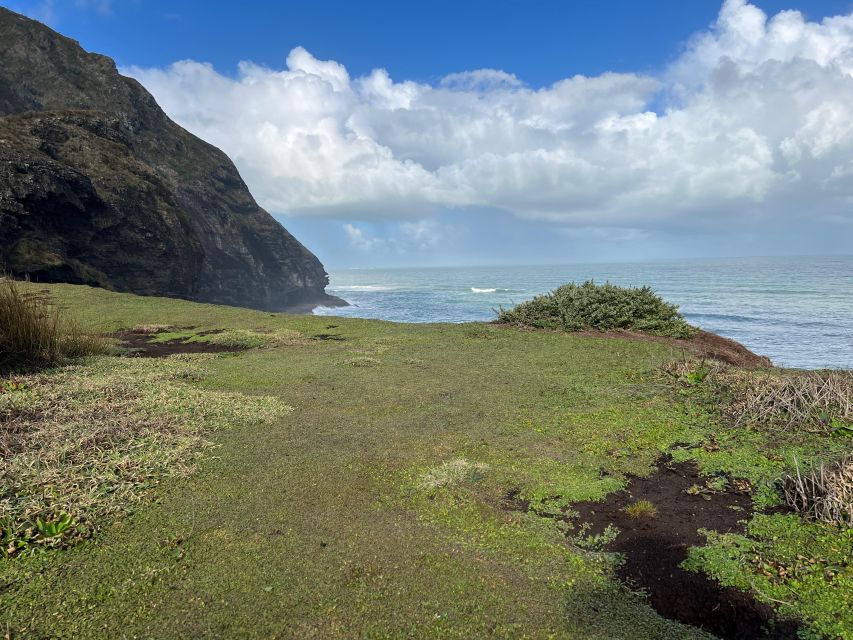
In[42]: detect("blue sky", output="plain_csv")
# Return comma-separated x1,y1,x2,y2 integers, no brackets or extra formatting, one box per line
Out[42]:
8,0,853,268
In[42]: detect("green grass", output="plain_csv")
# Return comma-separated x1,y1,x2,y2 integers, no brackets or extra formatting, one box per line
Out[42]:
0,283,848,638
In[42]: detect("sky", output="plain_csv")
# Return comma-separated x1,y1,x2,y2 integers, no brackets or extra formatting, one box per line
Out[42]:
7,0,853,268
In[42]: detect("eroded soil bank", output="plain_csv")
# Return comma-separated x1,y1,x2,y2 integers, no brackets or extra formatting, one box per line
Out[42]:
570,461,799,639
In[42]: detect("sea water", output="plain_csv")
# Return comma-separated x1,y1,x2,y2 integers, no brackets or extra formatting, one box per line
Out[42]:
314,255,853,370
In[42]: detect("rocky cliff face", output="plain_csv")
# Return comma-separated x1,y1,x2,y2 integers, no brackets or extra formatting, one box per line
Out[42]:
0,8,342,311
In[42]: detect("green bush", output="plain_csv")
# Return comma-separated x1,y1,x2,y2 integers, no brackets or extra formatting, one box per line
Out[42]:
0,277,109,372
498,280,696,338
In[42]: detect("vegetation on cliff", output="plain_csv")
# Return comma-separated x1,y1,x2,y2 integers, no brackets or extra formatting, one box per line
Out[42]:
0,282,848,638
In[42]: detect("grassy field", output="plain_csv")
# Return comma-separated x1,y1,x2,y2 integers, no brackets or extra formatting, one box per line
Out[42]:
1,283,850,638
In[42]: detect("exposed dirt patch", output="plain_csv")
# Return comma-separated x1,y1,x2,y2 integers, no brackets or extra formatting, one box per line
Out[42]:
115,329,245,358
570,461,799,639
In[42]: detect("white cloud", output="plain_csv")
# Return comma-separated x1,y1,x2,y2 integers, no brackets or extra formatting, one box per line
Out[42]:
343,219,450,253
123,0,853,235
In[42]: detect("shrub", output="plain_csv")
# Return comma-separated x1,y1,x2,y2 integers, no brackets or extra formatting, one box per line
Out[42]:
498,280,695,338
781,456,852,527
0,277,109,372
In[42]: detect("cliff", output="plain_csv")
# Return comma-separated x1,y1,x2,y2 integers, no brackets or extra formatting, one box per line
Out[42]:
0,7,343,311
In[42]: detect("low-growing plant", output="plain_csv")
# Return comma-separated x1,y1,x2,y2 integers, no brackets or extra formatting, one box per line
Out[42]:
498,280,696,338
622,499,658,519
0,277,110,372
780,455,852,527
0,356,292,556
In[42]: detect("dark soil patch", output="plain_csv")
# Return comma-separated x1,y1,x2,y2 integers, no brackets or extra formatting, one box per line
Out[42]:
312,333,346,341
114,330,245,358
570,461,799,639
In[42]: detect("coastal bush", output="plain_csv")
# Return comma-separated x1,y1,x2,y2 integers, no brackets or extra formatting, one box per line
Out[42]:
498,280,696,338
0,277,109,372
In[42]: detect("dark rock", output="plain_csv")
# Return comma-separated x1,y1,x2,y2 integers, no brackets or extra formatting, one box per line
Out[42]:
0,7,345,311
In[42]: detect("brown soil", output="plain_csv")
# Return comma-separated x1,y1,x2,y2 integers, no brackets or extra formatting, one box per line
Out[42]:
569,461,799,639
115,329,245,358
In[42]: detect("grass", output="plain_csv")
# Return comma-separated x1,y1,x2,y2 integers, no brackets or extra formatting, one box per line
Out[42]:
0,282,849,638
669,360,853,638
623,499,658,519
0,356,291,557
498,280,696,338
0,277,109,372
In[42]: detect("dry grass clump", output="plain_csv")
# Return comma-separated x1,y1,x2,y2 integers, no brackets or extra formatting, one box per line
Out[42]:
0,277,110,372
781,456,853,527
623,499,658,519
664,359,852,434
720,370,852,432
0,356,292,556
419,459,489,489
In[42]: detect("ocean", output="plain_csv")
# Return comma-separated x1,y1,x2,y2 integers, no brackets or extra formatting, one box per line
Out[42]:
314,256,853,370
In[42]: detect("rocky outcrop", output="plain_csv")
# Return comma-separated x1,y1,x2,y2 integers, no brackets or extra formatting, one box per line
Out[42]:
0,8,343,311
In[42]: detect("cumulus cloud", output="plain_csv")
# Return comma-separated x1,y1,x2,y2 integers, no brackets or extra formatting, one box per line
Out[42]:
124,0,853,233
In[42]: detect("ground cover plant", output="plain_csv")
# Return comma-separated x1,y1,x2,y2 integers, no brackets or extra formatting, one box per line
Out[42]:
498,280,696,338
0,356,291,557
0,282,848,639
666,360,853,637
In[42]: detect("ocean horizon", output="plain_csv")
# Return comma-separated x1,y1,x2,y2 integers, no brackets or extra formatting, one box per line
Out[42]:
315,255,853,371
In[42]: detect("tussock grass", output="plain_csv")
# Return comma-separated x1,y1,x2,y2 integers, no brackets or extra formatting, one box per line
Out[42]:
0,356,292,556
0,277,109,372
623,499,657,519
498,280,695,338
781,456,853,527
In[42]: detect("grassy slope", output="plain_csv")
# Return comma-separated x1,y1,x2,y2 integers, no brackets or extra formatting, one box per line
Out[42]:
0,283,841,638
